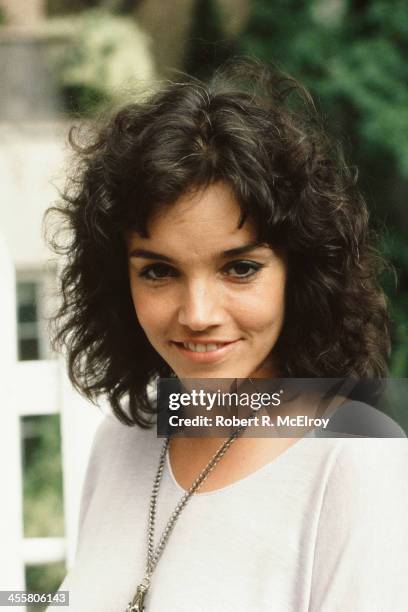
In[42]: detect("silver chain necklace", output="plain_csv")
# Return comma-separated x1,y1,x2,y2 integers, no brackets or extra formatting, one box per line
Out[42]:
125,425,246,612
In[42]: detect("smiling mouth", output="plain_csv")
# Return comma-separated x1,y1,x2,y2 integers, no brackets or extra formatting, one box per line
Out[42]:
171,340,239,360
174,341,234,353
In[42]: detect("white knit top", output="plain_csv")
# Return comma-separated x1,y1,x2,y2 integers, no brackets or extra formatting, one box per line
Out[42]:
57,414,408,612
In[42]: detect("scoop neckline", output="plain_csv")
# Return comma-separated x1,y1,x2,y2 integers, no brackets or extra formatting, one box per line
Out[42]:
165,433,313,498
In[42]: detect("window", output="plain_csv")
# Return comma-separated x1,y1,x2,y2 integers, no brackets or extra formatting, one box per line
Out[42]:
16,271,56,361
17,281,41,360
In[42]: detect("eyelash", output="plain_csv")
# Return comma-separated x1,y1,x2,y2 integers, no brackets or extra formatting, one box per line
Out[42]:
138,260,264,283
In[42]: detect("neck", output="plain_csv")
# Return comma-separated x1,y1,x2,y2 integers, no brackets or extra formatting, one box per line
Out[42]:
168,434,301,494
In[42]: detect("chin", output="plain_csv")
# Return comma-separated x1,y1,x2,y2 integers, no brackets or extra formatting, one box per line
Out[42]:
175,366,252,380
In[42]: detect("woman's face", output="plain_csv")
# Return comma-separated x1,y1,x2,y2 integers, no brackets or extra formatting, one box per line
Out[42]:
126,182,287,379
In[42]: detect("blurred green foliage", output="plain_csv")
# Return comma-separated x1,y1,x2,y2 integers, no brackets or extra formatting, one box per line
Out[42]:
23,415,64,537
47,0,100,14
55,8,153,115
47,0,139,15
26,563,66,612
22,415,65,598
240,0,408,177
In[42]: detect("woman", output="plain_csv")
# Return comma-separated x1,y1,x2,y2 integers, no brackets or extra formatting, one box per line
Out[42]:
48,60,408,611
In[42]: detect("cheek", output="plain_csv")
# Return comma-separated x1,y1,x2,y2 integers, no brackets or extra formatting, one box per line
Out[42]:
133,295,157,330
230,279,286,334
131,286,173,338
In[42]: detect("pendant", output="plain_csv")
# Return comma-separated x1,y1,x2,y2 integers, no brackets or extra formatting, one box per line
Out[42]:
126,582,149,612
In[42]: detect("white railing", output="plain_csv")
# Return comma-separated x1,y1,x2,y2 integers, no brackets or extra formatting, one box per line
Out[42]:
0,233,103,603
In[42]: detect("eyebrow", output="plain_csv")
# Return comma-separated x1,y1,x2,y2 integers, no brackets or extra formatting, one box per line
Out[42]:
128,241,268,263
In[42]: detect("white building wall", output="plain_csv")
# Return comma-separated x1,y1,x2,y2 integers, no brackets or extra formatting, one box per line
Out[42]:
0,121,68,270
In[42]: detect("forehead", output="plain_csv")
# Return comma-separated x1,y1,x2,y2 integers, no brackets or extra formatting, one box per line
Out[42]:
127,182,258,256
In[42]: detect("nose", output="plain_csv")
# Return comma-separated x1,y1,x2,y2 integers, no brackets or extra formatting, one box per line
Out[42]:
177,278,225,331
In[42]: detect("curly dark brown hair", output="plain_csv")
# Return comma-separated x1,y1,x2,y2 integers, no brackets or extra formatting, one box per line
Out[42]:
46,59,390,426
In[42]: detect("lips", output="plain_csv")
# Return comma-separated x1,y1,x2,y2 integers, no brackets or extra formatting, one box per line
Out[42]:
175,341,233,352
171,340,239,363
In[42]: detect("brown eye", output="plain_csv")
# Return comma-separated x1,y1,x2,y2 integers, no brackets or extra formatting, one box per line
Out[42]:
139,264,177,281
225,261,263,279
